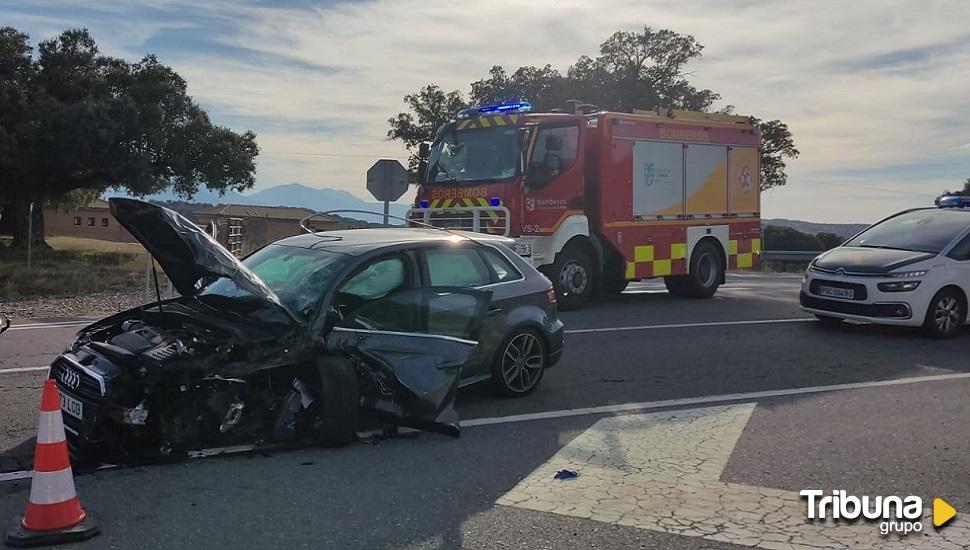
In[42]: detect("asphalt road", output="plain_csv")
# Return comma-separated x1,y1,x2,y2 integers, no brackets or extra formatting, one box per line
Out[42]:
2,273,969,549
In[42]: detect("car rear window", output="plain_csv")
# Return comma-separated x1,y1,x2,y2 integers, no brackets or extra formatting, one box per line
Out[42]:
426,248,492,287
481,247,522,282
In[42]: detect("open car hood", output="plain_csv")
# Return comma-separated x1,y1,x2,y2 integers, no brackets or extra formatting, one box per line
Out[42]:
109,198,284,307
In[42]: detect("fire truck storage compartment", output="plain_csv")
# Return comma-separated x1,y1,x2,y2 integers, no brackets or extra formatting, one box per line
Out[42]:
632,140,684,219
686,144,728,217
632,140,758,220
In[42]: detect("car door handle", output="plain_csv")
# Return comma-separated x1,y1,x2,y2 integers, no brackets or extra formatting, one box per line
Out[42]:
487,308,503,317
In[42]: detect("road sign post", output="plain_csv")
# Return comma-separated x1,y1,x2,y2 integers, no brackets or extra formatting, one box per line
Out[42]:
366,159,409,225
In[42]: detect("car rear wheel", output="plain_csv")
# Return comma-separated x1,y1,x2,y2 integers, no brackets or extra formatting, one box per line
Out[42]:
923,288,966,339
492,329,546,397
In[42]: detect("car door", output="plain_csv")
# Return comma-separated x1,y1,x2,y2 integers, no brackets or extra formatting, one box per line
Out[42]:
325,254,491,435
419,244,515,380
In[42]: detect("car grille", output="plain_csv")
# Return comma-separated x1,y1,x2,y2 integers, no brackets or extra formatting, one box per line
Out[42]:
809,279,868,301
800,293,911,318
51,356,104,401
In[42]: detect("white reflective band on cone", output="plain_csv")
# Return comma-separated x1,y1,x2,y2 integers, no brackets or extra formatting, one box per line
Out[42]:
28,468,78,505
36,410,66,444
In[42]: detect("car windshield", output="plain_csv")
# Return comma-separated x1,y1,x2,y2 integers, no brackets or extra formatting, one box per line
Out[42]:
426,125,518,183
199,244,349,319
844,209,969,254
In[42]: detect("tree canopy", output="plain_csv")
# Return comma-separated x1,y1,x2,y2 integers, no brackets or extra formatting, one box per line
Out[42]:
388,26,799,191
0,28,259,248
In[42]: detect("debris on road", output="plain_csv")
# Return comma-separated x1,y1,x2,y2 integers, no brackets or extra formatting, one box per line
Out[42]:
553,469,580,480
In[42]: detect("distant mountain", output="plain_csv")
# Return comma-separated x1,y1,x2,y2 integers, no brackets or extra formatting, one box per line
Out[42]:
106,183,410,224
764,218,869,239
244,183,410,223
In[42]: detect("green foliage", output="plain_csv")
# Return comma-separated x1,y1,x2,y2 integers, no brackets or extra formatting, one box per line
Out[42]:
939,178,970,198
388,26,797,190
0,27,259,247
386,84,467,171
763,225,843,251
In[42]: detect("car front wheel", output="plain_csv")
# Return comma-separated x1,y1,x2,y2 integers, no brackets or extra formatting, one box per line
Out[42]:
923,288,966,339
492,330,546,397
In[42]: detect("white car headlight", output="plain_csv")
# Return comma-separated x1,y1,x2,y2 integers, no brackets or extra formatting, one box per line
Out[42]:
889,270,927,278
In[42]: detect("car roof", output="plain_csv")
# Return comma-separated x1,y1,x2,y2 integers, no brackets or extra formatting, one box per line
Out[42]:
273,227,513,254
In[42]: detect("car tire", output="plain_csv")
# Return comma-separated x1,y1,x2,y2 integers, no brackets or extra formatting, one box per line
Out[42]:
666,241,724,299
544,244,594,311
814,314,844,327
491,329,546,397
273,357,359,446
923,288,966,339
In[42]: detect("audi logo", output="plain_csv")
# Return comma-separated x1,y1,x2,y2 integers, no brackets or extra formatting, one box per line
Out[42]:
58,368,81,390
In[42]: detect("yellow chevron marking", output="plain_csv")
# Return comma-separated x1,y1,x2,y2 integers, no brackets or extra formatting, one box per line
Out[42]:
479,117,491,128
652,259,672,276
671,243,687,260
634,245,654,263
492,116,506,126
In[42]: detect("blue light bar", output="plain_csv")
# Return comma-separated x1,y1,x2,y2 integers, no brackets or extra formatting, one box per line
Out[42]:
490,197,501,206
420,200,429,208
457,101,532,119
937,195,970,208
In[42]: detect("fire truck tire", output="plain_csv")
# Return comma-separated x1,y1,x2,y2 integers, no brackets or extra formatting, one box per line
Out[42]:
678,240,723,299
546,245,594,310
602,275,629,295
663,276,691,297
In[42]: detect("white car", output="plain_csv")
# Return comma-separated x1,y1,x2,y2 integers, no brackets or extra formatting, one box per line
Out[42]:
801,205,970,338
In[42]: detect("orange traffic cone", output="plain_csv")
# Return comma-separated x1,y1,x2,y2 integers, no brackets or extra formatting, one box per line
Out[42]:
5,379,99,548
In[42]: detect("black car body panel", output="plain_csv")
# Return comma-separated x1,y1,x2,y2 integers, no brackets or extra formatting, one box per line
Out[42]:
52,200,507,462
812,246,936,275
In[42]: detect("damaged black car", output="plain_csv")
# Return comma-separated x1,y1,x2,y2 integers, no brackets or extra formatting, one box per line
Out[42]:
50,198,563,463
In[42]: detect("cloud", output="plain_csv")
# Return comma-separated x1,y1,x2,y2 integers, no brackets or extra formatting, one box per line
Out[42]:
2,0,969,221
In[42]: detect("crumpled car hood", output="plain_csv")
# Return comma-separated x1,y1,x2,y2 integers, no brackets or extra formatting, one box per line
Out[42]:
109,198,283,306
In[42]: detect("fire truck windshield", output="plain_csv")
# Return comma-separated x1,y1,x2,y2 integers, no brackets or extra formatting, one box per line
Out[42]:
426,125,518,184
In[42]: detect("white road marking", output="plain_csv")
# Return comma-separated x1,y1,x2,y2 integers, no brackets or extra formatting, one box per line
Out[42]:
565,317,813,334
463,371,970,427
0,366,50,375
4,372,970,489
498,404,969,549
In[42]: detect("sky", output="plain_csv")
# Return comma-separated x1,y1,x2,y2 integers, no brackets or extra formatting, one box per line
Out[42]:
3,0,969,223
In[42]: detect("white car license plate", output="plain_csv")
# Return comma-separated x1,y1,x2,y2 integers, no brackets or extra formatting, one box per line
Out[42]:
60,392,83,420
818,285,854,299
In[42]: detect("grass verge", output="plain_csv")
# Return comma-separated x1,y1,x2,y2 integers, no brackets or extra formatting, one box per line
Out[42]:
0,236,149,300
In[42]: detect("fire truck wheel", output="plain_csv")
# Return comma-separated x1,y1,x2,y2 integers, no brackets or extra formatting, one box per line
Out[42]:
602,276,629,295
663,275,691,297
681,240,723,298
547,245,594,310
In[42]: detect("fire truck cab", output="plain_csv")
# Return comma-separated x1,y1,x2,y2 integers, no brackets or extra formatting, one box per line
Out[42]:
409,102,762,310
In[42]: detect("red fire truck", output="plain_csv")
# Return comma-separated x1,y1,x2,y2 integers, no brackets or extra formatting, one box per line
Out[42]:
409,102,762,310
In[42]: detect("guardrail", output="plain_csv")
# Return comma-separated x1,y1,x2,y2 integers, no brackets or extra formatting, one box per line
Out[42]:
760,250,821,262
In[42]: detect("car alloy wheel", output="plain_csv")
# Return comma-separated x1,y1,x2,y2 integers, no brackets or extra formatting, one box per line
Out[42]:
500,332,545,394
934,295,961,335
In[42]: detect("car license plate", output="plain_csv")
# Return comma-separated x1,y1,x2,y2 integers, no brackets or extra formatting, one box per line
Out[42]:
60,392,83,420
818,285,854,299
